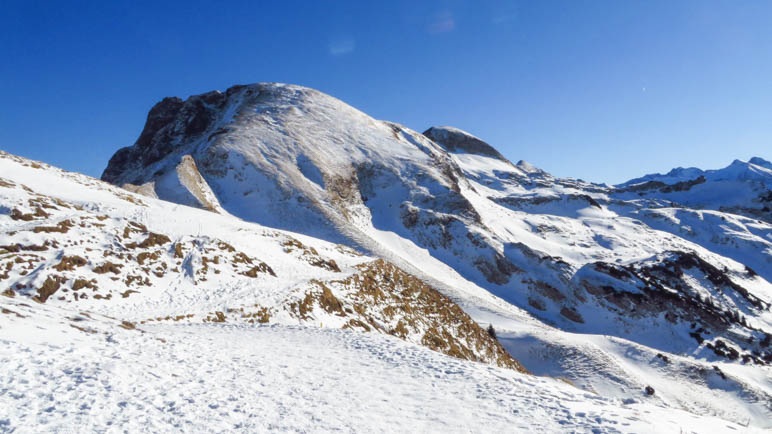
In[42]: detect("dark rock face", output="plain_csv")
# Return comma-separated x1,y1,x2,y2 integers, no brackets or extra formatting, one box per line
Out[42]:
616,176,706,194
423,126,509,162
102,146,139,184
101,90,229,184
659,175,706,193
136,97,184,152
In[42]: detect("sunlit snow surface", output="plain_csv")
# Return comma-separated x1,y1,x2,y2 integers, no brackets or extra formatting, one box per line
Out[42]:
0,300,753,433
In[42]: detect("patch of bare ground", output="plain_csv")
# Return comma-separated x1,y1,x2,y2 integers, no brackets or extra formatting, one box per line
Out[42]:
205,311,227,323
72,279,97,291
118,321,137,330
242,262,275,278
54,255,87,272
240,305,272,324
32,219,74,234
125,232,171,249
93,262,123,275
33,275,67,303
560,306,585,323
10,207,50,221
1,306,25,318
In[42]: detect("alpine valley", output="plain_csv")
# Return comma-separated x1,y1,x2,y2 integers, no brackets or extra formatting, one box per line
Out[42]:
1,83,770,432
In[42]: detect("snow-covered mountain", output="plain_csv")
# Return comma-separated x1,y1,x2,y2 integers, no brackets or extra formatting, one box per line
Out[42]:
616,157,772,222
96,83,772,428
4,149,751,432
2,82,771,431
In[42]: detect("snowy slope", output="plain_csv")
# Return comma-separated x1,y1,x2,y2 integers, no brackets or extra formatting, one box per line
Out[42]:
97,83,772,428
1,298,754,433
441,145,772,427
5,152,764,432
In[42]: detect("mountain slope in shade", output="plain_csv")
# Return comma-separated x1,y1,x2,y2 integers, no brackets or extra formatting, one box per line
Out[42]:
94,83,772,428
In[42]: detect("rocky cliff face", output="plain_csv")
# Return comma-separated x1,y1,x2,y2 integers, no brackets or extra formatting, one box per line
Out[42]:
103,90,231,183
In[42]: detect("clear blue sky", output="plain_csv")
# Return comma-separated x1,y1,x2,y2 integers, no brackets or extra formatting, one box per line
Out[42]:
2,1,770,184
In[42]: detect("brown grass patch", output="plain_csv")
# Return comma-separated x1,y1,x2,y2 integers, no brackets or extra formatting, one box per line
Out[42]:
206,311,226,323
93,262,123,274
241,306,272,324
121,289,139,298
174,242,184,258
309,258,341,272
125,232,171,249
1,307,25,318
1,242,49,252
33,219,73,234
70,324,98,334
136,251,160,265
323,259,527,371
72,279,97,291
54,255,87,272
10,207,50,221
242,263,276,278
119,321,136,330
33,275,66,303
116,192,146,206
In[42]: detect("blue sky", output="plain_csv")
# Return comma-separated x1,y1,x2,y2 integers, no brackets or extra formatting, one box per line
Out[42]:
1,0,770,184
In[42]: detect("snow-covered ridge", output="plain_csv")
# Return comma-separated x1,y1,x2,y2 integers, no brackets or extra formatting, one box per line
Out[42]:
614,157,772,222
619,157,772,188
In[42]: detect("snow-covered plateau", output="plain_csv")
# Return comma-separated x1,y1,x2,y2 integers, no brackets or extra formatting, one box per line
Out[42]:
1,82,771,432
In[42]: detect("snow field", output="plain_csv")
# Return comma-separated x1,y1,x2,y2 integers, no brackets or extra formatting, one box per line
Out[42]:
0,300,753,433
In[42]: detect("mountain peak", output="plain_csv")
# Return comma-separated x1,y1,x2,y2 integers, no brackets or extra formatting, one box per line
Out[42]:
749,156,772,169
515,159,544,175
423,126,510,162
